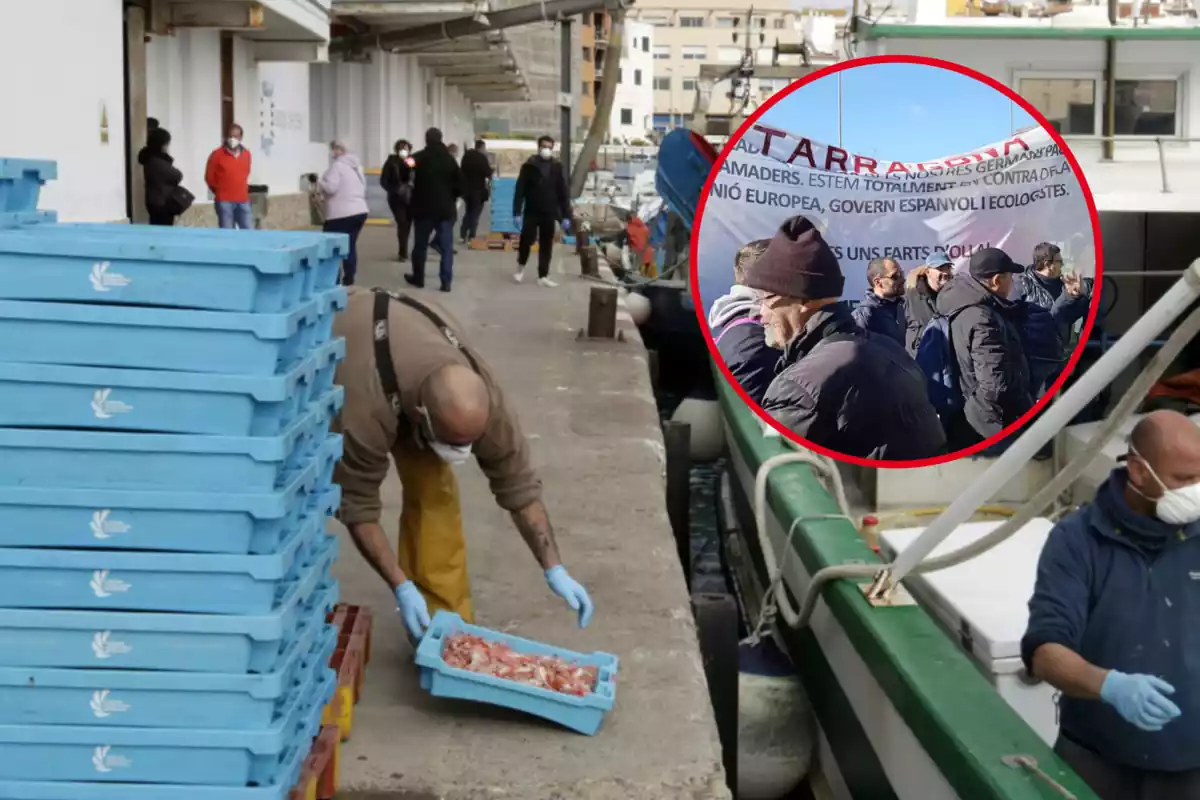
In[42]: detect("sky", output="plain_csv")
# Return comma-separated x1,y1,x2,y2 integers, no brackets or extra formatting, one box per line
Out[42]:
758,62,1039,162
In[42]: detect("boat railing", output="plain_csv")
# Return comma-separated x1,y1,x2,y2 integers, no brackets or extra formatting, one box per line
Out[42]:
1059,134,1200,194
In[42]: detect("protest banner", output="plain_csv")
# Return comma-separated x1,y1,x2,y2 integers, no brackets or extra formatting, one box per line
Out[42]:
696,123,1096,312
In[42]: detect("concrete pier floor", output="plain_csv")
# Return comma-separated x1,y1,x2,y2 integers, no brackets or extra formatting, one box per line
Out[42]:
330,227,730,799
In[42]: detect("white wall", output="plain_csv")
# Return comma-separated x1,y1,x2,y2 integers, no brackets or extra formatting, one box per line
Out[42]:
0,0,127,222
861,36,1200,211
612,21,656,141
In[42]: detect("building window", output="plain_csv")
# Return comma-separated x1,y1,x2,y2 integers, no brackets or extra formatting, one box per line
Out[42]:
634,69,642,86
1114,79,1178,136
681,45,707,60
682,78,697,91
641,37,649,52
679,15,705,27
621,108,634,125
717,46,742,63
755,16,765,26
716,16,736,27
640,13,668,25
773,17,785,28
1017,76,1096,135
582,81,590,96
653,76,670,91
654,45,670,60
583,46,592,61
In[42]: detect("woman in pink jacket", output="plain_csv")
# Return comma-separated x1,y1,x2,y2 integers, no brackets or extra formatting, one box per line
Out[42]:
319,140,370,285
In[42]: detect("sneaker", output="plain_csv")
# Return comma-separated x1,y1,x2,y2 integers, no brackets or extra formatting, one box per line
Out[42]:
537,277,558,288
513,266,526,283
404,274,425,289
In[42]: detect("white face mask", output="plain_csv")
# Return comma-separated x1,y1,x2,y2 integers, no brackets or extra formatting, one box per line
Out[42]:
429,439,472,466
1130,448,1200,525
398,149,409,158
227,137,241,150
539,147,552,159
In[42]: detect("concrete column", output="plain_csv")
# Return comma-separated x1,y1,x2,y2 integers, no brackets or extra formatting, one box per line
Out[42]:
125,5,148,223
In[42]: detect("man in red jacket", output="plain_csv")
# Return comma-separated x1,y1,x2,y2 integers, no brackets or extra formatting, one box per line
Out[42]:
205,123,253,229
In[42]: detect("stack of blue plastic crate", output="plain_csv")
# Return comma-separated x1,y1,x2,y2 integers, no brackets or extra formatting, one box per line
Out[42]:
0,159,350,800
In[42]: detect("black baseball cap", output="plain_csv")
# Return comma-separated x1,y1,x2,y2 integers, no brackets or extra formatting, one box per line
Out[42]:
968,248,1022,280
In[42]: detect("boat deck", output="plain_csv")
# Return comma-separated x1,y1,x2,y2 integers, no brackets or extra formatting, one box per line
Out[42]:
329,228,729,799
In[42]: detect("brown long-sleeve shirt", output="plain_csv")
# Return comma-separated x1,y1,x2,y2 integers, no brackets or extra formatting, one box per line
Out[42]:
331,287,542,526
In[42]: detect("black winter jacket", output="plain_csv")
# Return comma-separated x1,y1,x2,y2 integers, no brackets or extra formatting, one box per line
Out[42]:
903,277,940,357
708,287,778,405
513,156,570,221
851,291,905,345
1013,267,1093,394
379,154,413,198
936,275,1033,440
460,149,494,202
761,302,946,460
411,143,462,221
139,148,183,214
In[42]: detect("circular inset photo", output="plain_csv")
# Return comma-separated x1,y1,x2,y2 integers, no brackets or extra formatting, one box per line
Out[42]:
694,55,1102,467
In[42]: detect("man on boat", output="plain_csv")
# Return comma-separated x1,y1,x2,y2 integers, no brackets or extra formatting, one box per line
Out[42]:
331,287,595,643
851,257,906,345
746,214,946,460
936,247,1033,450
707,238,778,405
1022,410,1200,799
1013,242,1092,397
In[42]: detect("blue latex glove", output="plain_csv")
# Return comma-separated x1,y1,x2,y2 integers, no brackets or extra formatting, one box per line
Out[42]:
545,565,594,628
1100,671,1181,731
513,215,522,229
394,580,431,642
561,218,572,234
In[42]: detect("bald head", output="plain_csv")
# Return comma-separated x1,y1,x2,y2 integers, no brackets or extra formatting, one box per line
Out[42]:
1127,410,1200,500
420,364,491,445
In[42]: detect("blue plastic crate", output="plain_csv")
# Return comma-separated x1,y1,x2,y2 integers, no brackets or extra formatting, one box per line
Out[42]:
315,433,343,488
0,227,323,313
310,337,345,401
0,549,338,673
415,611,618,736
0,514,315,615
0,353,316,436
0,454,320,554
0,408,317,493
0,159,55,216
0,297,317,376
0,608,336,729
296,487,341,567
308,287,348,349
0,661,335,786
294,386,344,464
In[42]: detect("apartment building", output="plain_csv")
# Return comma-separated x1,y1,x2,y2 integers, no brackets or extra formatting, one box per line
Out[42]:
631,0,849,131
611,21,655,142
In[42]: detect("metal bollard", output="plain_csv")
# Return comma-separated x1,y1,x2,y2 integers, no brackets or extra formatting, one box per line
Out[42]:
586,286,619,339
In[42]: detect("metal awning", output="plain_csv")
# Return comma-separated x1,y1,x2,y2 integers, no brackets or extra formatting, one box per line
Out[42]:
151,0,333,60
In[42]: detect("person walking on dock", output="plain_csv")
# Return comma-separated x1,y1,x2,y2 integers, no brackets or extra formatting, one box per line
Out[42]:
319,140,370,286
512,135,572,288
139,127,192,227
748,215,946,460
851,257,906,345
406,128,462,293
204,123,253,230
380,139,415,262
331,287,595,643
1022,410,1200,800
459,139,493,245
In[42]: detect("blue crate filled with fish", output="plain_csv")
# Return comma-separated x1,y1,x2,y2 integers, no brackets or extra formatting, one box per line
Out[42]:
0,453,322,554
0,405,323,493
0,298,318,376
0,660,334,785
415,611,619,736
0,510,333,615
54,223,348,298
0,354,317,436
0,547,337,673
0,603,336,729
311,337,345,399
0,226,328,313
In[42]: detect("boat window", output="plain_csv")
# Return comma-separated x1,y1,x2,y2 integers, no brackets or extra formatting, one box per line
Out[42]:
1113,79,1178,137
1017,76,1097,136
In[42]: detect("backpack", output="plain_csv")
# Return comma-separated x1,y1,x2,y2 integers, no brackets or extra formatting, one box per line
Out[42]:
914,312,965,413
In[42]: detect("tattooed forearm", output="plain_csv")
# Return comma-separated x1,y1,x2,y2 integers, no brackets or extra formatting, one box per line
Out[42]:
511,500,561,570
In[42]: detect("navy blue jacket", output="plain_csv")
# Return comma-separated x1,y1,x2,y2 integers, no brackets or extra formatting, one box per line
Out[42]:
1013,267,1093,395
851,291,906,346
714,317,779,406
1021,470,1200,772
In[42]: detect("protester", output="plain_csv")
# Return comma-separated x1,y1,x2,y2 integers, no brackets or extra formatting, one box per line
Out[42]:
406,127,462,293
204,123,253,229
1015,242,1093,396
746,216,946,460
139,127,191,227
707,239,777,405
319,140,370,286
1022,410,1200,799
851,257,906,344
903,250,954,356
332,287,595,642
380,139,415,262
513,135,572,288
459,139,493,244
935,247,1033,449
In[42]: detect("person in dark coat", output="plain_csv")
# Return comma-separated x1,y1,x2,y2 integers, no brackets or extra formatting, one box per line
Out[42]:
380,139,415,262
903,250,955,356
1022,411,1200,799
459,139,493,244
851,257,906,344
707,239,777,405
406,128,462,293
512,135,572,288
1014,242,1093,396
139,127,185,226
746,216,946,461
936,248,1033,450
